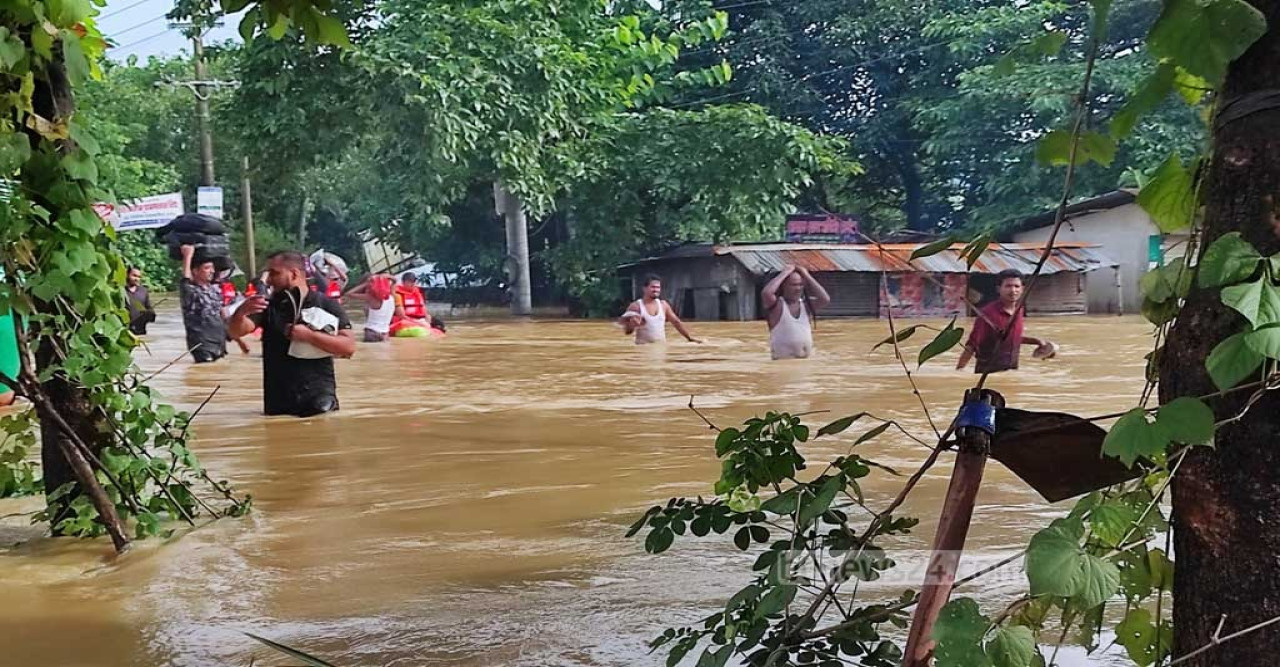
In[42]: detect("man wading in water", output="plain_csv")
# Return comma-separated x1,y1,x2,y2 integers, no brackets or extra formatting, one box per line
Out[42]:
761,264,830,360
619,275,702,344
179,245,227,363
956,269,1055,374
228,251,356,417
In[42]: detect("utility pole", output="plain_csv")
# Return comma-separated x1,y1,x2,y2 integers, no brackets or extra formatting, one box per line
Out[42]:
241,157,256,275
162,22,237,188
494,181,532,316
192,33,214,186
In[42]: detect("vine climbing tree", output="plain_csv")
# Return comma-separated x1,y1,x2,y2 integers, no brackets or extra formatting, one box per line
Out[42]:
0,0,346,552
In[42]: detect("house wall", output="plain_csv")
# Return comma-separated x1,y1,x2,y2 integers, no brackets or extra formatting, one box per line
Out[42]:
879,273,968,318
625,257,756,320
1011,203,1179,313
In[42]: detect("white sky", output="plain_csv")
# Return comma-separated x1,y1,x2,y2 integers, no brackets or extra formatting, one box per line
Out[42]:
100,0,243,61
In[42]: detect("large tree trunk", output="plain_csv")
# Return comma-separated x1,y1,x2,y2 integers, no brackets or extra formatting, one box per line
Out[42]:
1158,4,1280,663
25,42,124,547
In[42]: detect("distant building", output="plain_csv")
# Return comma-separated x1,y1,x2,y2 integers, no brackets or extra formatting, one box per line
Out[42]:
1004,190,1189,314
618,242,1117,320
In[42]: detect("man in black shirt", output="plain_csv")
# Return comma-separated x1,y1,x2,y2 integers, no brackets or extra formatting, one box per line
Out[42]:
179,245,227,363
227,251,356,417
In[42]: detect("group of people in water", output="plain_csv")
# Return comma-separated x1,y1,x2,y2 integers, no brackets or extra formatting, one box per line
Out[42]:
618,264,833,361
117,248,1050,421
619,265,1050,371
122,246,448,417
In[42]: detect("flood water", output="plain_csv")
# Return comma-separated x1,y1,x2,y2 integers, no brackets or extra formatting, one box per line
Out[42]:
0,306,1156,666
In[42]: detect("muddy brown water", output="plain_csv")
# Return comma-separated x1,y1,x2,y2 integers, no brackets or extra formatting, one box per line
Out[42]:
0,307,1155,666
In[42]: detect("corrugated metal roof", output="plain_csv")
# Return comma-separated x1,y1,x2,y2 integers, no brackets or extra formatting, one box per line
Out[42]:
718,243,1118,276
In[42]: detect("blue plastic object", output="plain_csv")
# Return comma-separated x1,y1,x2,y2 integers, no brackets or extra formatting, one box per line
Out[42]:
956,401,997,435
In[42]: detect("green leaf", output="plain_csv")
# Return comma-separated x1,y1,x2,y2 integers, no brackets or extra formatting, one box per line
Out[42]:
932,598,994,667
60,150,97,183
1111,64,1175,139
1137,154,1197,232
910,236,956,262
873,326,923,351
715,428,739,456
918,318,963,367
1199,233,1262,287
853,421,893,446
61,33,90,86
1089,499,1140,547
1115,608,1158,667
798,476,842,528
1221,276,1280,328
754,583,796,619
1244,323,1280,360
987,625,1036,667
1139,259,1189,304
761,488,799,515
1026,519,1086,598
1155,396,1215,445
1148,0,1267,84
695,645,733,667
725,583,759,614
963,234,992,269
0,27,24,71
646,527,675,554
240,6,262,42
1207,331,1265,389
267,14,290,40
1103,409,1169,467
1035,129,1116,167
0,132,31,174
1174,67,1210,105
311,8,351,47
1073,554,1121,609
817,413,862,436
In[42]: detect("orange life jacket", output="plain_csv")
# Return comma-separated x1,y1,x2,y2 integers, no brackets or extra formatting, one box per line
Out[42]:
220,281,237,306
245,282,258,298
395,284,427,319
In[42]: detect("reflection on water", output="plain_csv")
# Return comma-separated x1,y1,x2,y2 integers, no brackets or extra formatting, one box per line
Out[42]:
0,307,1154,666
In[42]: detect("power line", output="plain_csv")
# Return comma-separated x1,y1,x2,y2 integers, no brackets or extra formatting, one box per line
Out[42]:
107,13,167,38
99,0,152,21
109,28,172,52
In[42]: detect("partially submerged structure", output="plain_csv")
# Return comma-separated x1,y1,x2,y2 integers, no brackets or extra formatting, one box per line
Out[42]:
618,242,1118,320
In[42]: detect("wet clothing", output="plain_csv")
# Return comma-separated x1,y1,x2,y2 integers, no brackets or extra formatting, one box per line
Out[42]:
180,279,227,363
966,301,1024,374
633,299,666,345
365,296,395,340
125,285,156,336
248,287,352,417
769,298,813,360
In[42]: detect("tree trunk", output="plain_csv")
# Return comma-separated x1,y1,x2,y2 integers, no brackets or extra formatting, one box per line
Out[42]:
886,139,928,232
1159,4,1280,664
25,38,126,549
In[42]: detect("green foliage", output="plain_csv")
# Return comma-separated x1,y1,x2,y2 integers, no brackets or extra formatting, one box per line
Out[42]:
1102,396,1215,467
1136,153,1197,232
633,411,917,666
1207,331,1265,390
1147,0,1267,84
0,408,40,497
918,317,964,367
1198,232,1263,287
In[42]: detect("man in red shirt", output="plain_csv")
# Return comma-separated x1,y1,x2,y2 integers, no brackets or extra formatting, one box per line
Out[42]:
957,270,1049,374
